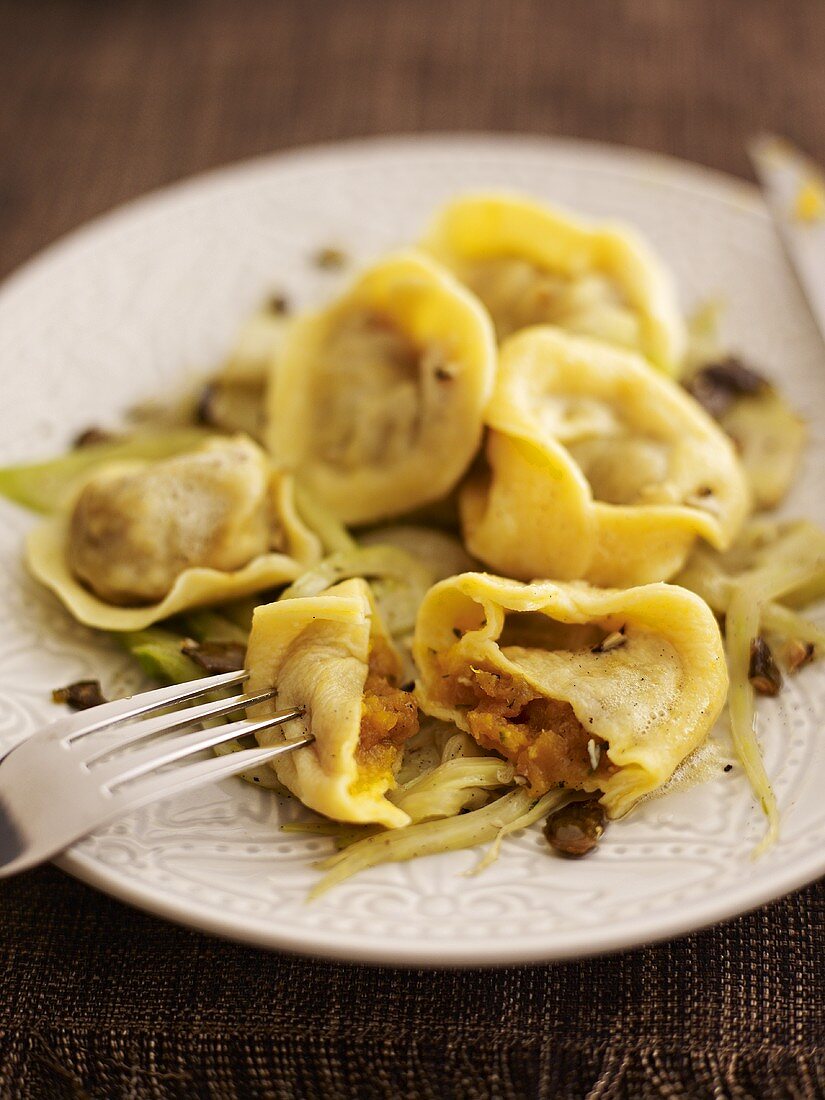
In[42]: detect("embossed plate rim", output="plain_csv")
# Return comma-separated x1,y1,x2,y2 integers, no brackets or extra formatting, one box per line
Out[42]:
52,826,825,965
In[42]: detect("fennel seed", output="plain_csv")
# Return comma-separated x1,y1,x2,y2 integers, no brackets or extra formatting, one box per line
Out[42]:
592,630,626,654
587,738,601,771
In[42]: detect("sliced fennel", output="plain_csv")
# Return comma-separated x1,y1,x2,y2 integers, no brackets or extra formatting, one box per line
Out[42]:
216,595,264,634
281,820,382,849
281,819,380,842
720,391,806,511
677,519,825,651
279,544,434,635
310,788,537,898
730,521,825,605
679,551,825,650
760,603,825,650
117,627,203,684
680,301,805,509
725,585,779,855
723,548,824,853
281,722,501,854
359,524,477,583
677,517,825,853
467,788,572,875
389,756,515,822
178,609,250,645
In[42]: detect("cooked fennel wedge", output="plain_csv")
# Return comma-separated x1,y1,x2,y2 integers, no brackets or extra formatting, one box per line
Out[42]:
720,390,806,511
685,359,806,510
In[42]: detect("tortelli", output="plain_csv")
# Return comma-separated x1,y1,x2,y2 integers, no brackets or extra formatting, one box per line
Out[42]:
460,327,750,587
413,572,728,817
421,191,686,373
268,251,496,524
245,578,419,828
26,436,320,630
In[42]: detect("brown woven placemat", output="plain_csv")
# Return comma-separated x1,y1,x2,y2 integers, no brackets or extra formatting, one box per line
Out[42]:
0,867,823,1098
1,1,824,1096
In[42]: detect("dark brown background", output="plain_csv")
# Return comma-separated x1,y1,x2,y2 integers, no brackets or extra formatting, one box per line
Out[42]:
1,2,824,1098
4,0,825,282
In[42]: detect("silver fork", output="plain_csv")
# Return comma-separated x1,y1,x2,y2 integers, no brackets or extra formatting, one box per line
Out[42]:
0,669,310,877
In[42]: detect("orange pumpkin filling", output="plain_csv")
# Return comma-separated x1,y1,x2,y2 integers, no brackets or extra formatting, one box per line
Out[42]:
357,636,419,768
436,654,616,795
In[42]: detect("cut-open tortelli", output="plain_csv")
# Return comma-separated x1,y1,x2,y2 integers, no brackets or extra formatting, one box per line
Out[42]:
26,435,321,630
421,192,686,374
414,573,728,817
245,578,419,827
460,327,750,587
267,251,496,524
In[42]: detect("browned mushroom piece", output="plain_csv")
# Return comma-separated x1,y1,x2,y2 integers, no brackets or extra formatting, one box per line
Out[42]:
52,679,108,710
72,427,119,449
180,639,247,675
748,637,783,696
196,378,267,441
267,293,290,315
685,358,770,419
543,798,606,857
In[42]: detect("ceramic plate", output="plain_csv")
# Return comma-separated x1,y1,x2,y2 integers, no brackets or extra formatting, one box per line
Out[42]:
1,135,824,966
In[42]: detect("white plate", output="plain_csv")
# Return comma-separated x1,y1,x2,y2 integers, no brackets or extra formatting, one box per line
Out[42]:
1,135,824,967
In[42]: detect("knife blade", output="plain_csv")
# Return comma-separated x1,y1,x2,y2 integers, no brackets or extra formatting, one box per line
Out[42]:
749,134,825,347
